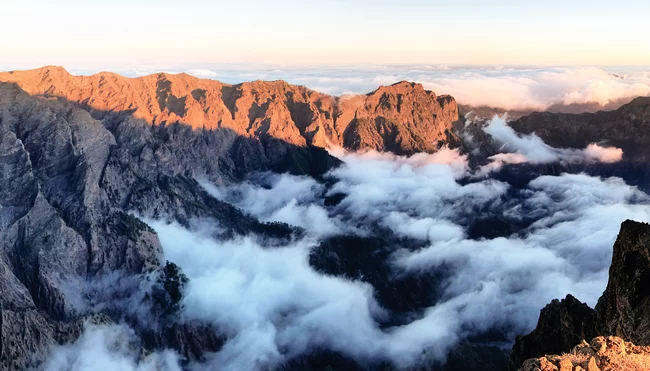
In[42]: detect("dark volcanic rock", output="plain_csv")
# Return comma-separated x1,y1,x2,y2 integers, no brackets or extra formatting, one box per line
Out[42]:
140,321,225,363
309,235,442,318
509,295,595,370
509,220,650,370
0,312,111,371
594,220,650,345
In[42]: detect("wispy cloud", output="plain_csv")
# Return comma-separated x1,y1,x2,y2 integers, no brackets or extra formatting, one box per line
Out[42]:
146,141,647,369
185,69,219,78
43,324,181,371
477,116,624,174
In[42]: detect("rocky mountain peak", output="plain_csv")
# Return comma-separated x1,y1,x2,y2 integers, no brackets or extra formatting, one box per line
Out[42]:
622,96,650,109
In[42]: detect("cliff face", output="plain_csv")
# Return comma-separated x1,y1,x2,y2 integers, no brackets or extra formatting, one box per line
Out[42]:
594,220,650,345
0,66,459,155
511,220,650,370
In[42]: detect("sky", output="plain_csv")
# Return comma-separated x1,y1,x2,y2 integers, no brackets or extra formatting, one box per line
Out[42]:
2,0,650,70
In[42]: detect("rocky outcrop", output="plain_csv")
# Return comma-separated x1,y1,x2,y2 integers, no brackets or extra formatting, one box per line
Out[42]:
338,82,460,154
0,66,459,155
511,220,650,370
520,336,650,371
510,295,596,370
0,312,111,370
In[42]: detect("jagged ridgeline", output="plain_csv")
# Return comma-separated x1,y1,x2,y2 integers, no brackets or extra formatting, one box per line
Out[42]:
0,66,460,157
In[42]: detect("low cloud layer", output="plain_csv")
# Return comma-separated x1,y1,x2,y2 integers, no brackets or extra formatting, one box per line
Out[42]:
478,116,623,174
421,67,650,111
199,174,343,237
42,126,649,370
150,222,389,370
165,144,648,369
43,324,181,371
185,68,219,78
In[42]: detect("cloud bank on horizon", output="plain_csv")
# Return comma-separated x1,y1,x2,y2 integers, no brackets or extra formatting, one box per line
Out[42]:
163,66,650,112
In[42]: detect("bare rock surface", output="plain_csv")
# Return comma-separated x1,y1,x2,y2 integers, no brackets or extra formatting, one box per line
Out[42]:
519,336,650,371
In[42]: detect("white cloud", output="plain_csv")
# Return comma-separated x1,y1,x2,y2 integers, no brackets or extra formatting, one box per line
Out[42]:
478,116,624,173
149,221,388,370
584,143,624,163
43,324,181,371
200,174,344,237
185,69,219,78
151,165,650,370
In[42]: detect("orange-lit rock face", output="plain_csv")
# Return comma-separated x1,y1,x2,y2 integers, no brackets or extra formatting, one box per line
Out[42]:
519,336,650,371
0,66,459,154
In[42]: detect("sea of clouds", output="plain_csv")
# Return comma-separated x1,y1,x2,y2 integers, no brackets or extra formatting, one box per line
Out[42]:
42,120,650,370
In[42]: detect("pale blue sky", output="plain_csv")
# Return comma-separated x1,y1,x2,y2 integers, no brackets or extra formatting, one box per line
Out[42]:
2,0,650,69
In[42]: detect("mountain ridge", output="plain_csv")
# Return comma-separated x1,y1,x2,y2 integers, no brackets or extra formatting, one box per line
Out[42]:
0,66,460,155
